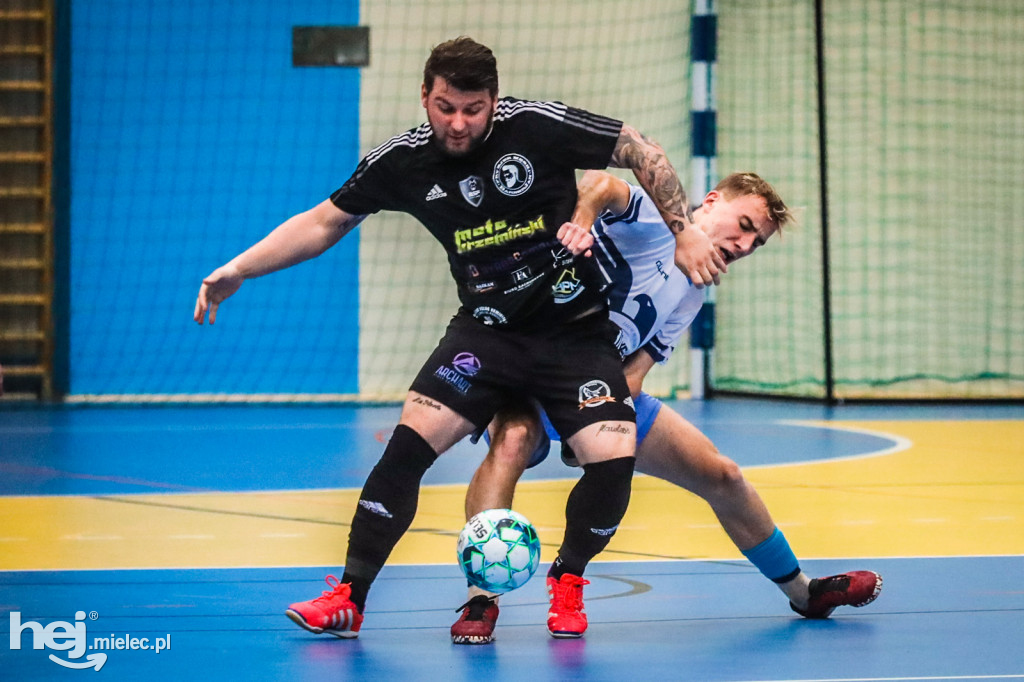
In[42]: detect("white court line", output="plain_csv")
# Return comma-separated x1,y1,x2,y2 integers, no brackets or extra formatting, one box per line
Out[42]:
757,420,915,469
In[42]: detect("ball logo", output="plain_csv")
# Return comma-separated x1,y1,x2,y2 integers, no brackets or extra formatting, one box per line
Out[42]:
578,379,617,409
452,352,481,377
492,154,534,196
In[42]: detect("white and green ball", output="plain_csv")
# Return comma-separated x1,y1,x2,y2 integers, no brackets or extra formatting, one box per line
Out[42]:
456,508,541,593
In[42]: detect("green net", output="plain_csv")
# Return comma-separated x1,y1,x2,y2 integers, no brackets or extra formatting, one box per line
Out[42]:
714,0,1024,399
58,0,1023,402
356,0,690,399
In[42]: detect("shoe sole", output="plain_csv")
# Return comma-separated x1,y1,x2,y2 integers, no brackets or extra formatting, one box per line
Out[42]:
285,609,360,639
793,571,884,619
451,634,494,645
548,629,585,639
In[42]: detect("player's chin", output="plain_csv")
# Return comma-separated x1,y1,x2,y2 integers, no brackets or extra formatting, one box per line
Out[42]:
441,138,472,156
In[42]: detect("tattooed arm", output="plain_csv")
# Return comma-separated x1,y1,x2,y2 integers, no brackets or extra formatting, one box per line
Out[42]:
609,123,726,287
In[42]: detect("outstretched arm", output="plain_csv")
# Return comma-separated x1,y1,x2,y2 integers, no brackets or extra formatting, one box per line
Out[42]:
193,199,364,324
609,124,726,287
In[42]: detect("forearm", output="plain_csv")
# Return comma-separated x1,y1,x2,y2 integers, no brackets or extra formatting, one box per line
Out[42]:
572,170,630,227
228,200,360,279
609,124,692,234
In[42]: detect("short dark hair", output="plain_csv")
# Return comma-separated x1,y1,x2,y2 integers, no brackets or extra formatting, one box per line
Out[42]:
423,36,498,97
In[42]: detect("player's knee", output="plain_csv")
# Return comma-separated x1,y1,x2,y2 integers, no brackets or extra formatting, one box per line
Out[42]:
488,420,538,471
701,454,747,500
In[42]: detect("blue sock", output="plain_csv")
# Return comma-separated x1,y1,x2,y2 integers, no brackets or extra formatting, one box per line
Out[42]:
741,527,801,584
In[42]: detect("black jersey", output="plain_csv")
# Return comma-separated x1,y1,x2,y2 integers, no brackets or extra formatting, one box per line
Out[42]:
330,97,623,328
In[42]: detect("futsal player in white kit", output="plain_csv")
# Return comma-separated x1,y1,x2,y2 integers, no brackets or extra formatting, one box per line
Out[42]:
451,170,883,643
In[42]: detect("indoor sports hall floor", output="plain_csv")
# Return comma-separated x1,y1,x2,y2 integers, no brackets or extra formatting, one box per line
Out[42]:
2,398,1022,681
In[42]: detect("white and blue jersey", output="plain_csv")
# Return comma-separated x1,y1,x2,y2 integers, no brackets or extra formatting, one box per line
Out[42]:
499,182,704,466
594,183,703,363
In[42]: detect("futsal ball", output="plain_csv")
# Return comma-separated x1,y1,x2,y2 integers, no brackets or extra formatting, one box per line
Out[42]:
456,508,541,593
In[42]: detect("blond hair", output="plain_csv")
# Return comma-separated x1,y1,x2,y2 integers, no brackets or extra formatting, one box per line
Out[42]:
714,172,792,230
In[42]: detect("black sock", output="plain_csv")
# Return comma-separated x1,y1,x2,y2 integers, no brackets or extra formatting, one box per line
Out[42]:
341,424,438,611
553,457,635,578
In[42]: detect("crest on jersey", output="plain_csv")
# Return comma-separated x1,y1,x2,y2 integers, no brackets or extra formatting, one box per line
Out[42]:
493,154,534,196
459,175,484,207
472,306,508,326
578,380,616,409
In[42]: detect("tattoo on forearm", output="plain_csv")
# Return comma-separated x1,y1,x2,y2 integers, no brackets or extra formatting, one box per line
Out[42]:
611,126,692,233
412,396,442,411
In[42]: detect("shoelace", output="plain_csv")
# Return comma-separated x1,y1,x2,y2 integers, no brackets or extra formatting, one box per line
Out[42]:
554,577,590,611
813,575,851,597
454,595,496,619
312,575,347,605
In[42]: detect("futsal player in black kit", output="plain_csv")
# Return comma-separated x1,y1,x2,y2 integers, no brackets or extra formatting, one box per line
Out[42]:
194,36,726,639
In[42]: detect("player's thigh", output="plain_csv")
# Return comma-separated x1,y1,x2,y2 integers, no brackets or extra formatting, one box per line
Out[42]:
566,420,636,464
399,391,476,454
635,405,730,491
408,312,524,434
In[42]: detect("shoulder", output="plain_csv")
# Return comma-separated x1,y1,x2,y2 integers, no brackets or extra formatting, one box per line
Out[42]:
495,97,569,124
362,122,434,168
495,97,618,137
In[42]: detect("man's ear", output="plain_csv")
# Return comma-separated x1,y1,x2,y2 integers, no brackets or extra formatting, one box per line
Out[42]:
702,190,721,209
421,82,429,109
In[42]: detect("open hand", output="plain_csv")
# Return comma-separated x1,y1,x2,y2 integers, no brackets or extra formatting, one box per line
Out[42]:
193,264,244,324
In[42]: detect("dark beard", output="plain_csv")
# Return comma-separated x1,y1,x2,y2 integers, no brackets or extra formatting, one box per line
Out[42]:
435,112,494,158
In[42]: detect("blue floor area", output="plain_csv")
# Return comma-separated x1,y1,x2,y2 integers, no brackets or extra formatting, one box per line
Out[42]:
4,398,1018,496
2,399,1023,680
2,556,1022,681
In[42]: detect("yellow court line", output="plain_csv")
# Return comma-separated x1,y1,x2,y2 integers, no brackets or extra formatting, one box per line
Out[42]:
1,420,1022,571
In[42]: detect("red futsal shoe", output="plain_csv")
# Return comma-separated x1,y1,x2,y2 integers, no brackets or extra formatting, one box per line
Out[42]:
286,575,363,638
791,570,883,619
546,573,590,638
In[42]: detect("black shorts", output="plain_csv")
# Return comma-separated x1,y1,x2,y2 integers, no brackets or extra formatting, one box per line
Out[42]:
409,310,635,440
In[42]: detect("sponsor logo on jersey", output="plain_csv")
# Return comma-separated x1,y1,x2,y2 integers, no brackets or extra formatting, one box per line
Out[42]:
471,280,496,293
472,306,508,326
425,184,447,201
503,272,545,295
511,266,532,283
552,268,584,304
578,379,617,409
493,154,534,196
459,175,484,207
452,352,481,377
623,395,635,411
655,259,670,281
454,216,547,254
434,365,473,395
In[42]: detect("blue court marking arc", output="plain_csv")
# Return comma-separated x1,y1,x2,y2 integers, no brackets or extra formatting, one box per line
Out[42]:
0,405,877,496
1,400,1019,497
